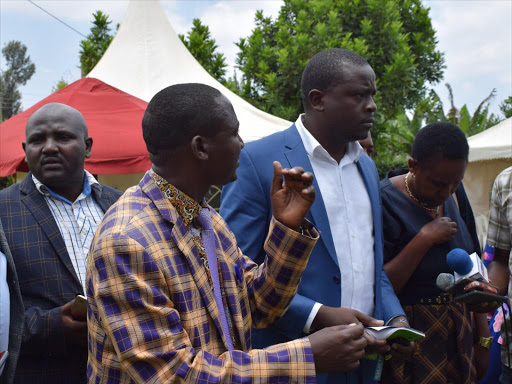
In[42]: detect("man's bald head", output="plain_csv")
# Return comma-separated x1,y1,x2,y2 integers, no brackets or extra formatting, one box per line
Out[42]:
26,103,88,138
23,102,93,201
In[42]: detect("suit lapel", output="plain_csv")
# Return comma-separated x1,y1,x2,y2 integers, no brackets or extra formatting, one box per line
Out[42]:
92,185,112,213
140,174,231,350
19,175,81,285
283,125,338,266
356,157,383,275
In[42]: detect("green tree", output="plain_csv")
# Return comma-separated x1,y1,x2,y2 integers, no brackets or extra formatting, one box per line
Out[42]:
235,0,444,121
373,85,507,177
444,84,500,136
0,175,14,191
79,11,115,77
52,78,69,92
0,40,36,121
179,19,228,82
498,96,512,119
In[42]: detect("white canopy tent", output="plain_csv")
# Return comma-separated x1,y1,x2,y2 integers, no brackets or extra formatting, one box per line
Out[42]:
463,117,512,246
88,0,291,144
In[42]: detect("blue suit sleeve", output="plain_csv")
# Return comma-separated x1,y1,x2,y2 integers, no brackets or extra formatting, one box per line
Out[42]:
221,148,270,263
270,295,317,339
370,159,405,323
221,147,318,339
379,268,405,322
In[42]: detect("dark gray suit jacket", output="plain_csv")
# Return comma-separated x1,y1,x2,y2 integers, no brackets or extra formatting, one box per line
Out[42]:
0,220,23,384
0,174,121,384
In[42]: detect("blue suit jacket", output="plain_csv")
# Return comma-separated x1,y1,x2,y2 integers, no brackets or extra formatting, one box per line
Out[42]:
221,124,405,384
0,174,121,384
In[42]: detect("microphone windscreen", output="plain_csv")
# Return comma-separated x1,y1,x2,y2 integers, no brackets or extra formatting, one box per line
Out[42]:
436,273,455,291
446,248,472,275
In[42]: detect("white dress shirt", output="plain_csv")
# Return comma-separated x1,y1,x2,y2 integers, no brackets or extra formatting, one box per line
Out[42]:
33,171,104,293
296,115,376,332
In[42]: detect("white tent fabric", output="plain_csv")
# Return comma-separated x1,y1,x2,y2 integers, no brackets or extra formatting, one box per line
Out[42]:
467,117,512,162
87,0,291,142
463,117,512,247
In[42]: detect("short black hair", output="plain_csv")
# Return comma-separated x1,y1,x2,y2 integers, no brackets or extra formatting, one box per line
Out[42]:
411,122,469,163
142,83,232,154
301,48,370,109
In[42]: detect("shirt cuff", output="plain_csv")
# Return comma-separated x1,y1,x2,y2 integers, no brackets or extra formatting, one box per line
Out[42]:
303,302,323,334
273,217,320,240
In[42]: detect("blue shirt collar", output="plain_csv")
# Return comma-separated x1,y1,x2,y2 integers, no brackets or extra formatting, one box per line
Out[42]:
32,171,97,205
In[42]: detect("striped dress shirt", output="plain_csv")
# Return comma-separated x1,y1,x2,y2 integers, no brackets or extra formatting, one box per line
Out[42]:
32,171,104,292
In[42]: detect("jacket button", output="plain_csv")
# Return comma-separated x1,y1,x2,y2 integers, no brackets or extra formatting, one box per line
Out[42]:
333,276,341,284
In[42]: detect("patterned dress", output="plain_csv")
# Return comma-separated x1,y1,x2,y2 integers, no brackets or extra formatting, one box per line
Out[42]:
380,171,480,384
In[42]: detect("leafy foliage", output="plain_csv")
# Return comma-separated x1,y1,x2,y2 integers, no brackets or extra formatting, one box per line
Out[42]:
179,19,228,82
373,84,510,177
0,41,36,120
234,0,445,121
52,78,69,92
79,11,115,77
0,175,14,191
444,83,500,136
498,96,512,119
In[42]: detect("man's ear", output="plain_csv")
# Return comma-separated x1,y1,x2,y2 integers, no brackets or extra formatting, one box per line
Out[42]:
85,137,93,158
308,89,325,112
22,141,28,162
191,135,208,161
408,157,418,174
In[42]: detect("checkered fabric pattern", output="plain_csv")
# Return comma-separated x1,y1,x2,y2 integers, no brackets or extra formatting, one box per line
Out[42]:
86,172,319,383
487,166,512,253
487,166,512,368
381,302,476,384
0,173,122,383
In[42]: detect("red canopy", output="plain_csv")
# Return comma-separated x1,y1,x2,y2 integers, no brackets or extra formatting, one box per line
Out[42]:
0,78,150,177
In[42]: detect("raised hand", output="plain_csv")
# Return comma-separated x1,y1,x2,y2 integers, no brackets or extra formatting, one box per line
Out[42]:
420,217,457,246
270,161,315,231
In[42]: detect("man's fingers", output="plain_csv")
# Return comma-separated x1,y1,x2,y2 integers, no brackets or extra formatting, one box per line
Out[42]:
363,331,389,353
270,161,283,195
301,171,314,185
301,185,316,199
353,349,366,361
340,323,364,339
356,311,384,326
337,323,365,338
290,166,305,174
